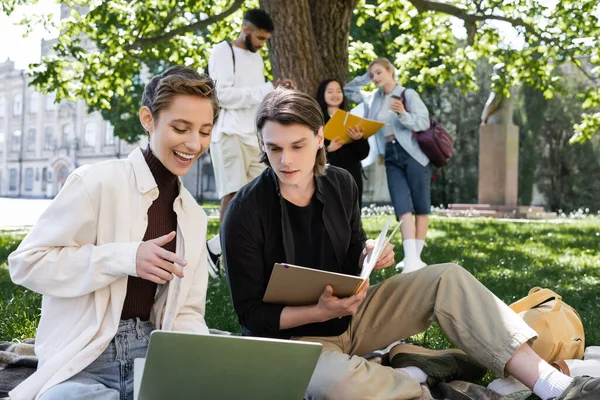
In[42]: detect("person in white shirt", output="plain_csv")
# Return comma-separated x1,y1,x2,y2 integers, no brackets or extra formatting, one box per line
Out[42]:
206,9,294,275
8,66,217,400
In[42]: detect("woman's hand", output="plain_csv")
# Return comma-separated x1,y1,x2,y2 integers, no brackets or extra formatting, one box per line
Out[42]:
390,98,406,115
136,231,186,284
327,137,344,152
347,126,365,140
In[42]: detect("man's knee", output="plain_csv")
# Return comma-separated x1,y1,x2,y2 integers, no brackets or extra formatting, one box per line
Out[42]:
432,262,466,275
306,353,365,400
306,353,418,400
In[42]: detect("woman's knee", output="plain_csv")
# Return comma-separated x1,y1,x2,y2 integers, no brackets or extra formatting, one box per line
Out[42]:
39,380,118,400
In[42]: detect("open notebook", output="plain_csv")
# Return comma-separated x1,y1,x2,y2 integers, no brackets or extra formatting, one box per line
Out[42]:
263,218,401,306
324,109,385,144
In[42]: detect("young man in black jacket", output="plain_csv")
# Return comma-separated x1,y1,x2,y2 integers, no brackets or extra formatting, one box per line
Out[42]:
222,88,598,400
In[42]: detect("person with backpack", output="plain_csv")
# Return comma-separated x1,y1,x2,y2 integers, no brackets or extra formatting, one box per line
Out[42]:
8,66,218,399
206,8,294,277
345,58,430,274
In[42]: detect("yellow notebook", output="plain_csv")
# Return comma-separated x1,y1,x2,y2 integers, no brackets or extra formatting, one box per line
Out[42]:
323,109,385,144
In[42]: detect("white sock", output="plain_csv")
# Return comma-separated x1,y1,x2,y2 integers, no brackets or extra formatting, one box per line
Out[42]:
402,239,418,263
397,366,428,384
207,234,221,255
532,369,573,400
416,239,425,257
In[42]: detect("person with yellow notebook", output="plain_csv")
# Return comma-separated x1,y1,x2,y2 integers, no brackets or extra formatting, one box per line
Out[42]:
316,79,370,207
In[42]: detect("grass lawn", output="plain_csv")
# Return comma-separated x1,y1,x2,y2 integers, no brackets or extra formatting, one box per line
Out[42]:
2,216,599,365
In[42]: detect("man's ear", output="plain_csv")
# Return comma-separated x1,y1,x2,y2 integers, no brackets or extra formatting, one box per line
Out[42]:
259,139,265,152
242,24,251,36
139,106,154,134
317,126,324,148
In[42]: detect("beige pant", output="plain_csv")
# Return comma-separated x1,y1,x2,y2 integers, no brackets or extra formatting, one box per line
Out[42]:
210,133,265,199
295,263,538,400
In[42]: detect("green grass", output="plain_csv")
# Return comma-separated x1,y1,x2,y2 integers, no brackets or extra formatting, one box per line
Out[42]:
2,217,599,353
0,231,40,342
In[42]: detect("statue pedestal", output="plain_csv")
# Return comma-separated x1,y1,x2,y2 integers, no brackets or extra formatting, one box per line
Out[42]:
441,123,556,219
478,123,519,206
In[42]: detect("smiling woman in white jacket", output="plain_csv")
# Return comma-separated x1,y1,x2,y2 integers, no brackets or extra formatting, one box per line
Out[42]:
8,66,219,400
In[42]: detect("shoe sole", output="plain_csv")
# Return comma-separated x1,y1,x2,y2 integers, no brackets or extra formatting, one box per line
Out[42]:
390,344,466,360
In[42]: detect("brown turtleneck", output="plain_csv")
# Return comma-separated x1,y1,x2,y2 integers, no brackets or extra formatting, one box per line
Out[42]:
121,147,179,321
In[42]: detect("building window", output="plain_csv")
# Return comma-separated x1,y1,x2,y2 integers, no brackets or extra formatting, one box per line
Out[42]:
27,128,36,152
25,168,34,191
0,132,4,147
11,130,21,152
29,93,39,114
13,93,23,116
45,92,56,111
44,126,54,150
104,121,115,145
9,169,17,191
62,124,73,148
84,122,96,148
0,97,5,118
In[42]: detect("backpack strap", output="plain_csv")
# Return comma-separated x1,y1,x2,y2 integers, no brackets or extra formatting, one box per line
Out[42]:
226,41,236,76
510,287,562,314
400,89,408,112
207,41,236,78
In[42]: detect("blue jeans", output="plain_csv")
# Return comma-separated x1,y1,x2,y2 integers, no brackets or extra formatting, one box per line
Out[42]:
39,318,153,400
384,140,431,217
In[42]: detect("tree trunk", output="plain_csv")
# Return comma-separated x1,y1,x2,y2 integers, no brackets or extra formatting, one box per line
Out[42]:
260,0,356,96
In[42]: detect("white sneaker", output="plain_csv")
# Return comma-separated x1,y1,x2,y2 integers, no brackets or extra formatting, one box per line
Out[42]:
396,259,427,274
206,242,221,278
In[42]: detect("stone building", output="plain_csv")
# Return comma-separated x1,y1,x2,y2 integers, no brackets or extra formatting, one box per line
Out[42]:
0,57,217,201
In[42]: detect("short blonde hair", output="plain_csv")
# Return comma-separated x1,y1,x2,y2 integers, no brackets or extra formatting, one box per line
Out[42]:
368,57,395,78
256,88,327,176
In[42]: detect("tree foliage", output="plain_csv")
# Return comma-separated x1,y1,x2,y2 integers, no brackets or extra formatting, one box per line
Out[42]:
3,0,599,143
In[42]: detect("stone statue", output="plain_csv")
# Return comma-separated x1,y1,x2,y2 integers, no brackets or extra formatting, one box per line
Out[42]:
481,89,515,125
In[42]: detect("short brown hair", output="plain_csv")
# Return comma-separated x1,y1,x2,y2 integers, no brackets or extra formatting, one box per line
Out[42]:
141,66,219,125
256,88,327,176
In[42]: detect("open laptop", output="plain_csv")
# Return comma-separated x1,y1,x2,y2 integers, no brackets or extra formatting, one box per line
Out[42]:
133,331,322,400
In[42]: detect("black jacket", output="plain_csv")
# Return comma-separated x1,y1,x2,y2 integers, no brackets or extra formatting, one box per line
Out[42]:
222,166,366,338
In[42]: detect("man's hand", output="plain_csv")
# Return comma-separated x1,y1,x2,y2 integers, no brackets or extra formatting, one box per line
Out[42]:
315,282,369,321
136,231,186,284
390,98,406,115
274,78,297,89
327,137,344,152
347,126,365,140
362,239,395,270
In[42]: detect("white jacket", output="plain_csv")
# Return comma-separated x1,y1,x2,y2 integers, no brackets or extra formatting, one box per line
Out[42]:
8,148,210,399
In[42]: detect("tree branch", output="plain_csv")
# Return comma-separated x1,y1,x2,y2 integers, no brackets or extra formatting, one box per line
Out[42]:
125,0,245,50
570,57,598,84
407,0,538,37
